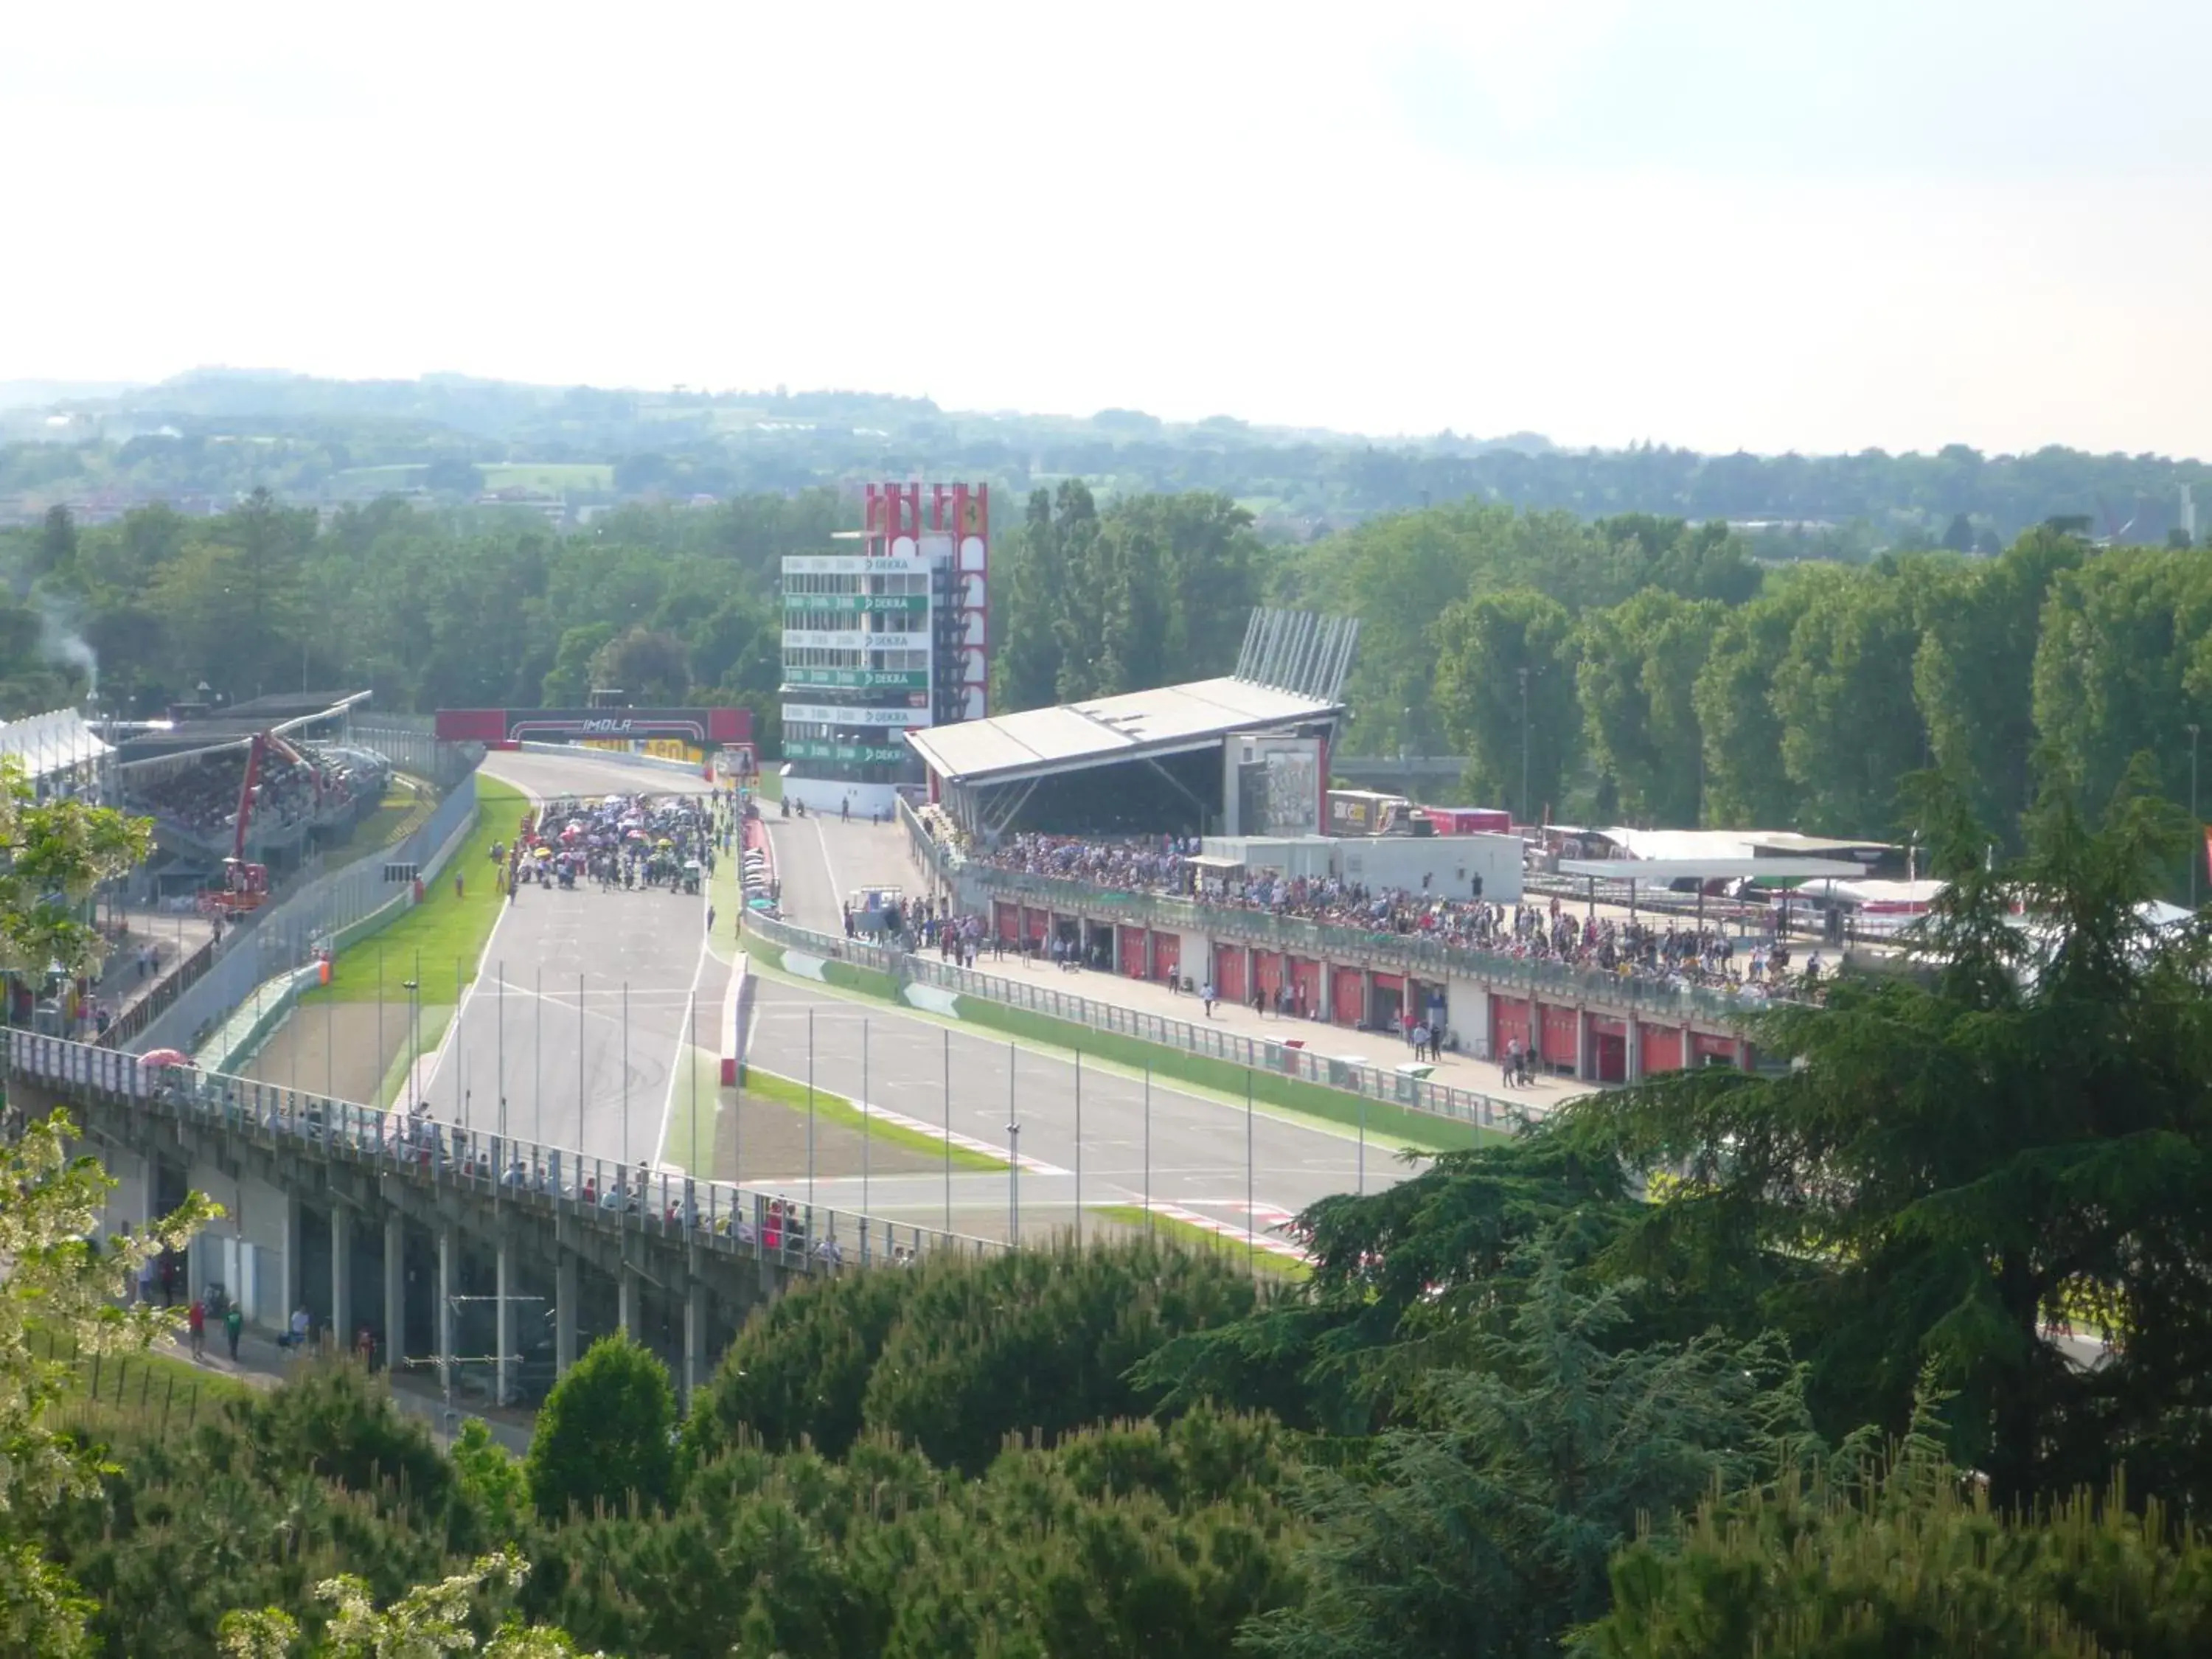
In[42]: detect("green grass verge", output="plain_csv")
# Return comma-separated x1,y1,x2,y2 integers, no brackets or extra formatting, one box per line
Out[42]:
955,996,1494,1155
743,1066,1006,1172
303,777,525,1006
743,915,1493,1157
661,1043,720,1175
40,1336,260,1440
1091,1204,1310,1280
316,779,431,868
367,1003,453,1111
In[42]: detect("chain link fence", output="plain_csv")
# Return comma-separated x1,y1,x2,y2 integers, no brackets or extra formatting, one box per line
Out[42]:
741,906,1528,1133
129,773,481,1058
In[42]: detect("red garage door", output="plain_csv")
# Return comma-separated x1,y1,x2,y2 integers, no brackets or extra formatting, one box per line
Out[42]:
1330,966,1366,1027
1691,1032,1741,1068
993,901,1021,942
1540,1005,1580,1070
1026,909,1050,945
1589,1015,1628,1083
1638,1024,1684,1075
1152,932,1182,987
1492,993,1531,1058
1255,952,1284,1001
1117,925,1147,978
1290,958,1321,1019
1214,942,1243,1002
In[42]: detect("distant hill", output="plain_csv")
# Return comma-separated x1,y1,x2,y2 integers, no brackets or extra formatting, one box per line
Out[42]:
0,369,2204,546
0,380,143,411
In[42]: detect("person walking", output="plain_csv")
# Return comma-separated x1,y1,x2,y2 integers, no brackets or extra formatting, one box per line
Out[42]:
223,1301,243,1360
1201,981,1216,1019
186,1296,206,1360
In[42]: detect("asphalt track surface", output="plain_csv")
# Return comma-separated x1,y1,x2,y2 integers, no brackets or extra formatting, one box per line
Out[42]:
422,753,1414,1239
753,811,1416,1239
421,752,726,1173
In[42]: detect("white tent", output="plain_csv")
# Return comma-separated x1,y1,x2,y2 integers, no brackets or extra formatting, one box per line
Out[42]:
0,708,110,782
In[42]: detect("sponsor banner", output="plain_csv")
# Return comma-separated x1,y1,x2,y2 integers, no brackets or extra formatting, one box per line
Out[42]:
781,630,878,651
784,739,912,766
781,593,931,614
781,703,931,728
782,554,934,576
782,667,931,690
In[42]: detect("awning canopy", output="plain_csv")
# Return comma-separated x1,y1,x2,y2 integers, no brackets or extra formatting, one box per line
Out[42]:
905,675,1342,790
1557,856,1867,883
0,708,110,782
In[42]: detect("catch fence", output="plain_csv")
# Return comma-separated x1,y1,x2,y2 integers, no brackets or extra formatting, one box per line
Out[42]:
7,1031,1003,1279
130,773,482,1059
742,907,1534,1133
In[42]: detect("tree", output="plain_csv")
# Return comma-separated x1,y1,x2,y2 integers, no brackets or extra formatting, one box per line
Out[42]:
1562,762,2212,1511
0,1110,212,1655
1941,511,1976,552
586,626,689,705
524,1335,675,1520
1432,588,1579,821
1576,593,1723,827
1,758,151,983
218,1554,597,1658
1577,1385,2212,1659
1241,1246,1810,1659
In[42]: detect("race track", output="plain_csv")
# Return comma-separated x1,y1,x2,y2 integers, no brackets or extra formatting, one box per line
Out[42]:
420,750,1419,1243
420,752,725,1171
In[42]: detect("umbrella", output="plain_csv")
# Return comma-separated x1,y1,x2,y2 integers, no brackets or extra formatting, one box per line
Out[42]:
656,838,674,847
1394,1062,1436,1079
140,1048,196,1068
535,846,553,859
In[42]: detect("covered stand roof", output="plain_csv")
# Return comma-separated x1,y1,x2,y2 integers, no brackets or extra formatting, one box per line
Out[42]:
1557,857,1868,883
0,709,111,781
907,676,1343,790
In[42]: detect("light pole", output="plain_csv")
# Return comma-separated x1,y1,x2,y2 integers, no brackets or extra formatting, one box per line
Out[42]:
2191,723,2202,911
1518,665,1531,825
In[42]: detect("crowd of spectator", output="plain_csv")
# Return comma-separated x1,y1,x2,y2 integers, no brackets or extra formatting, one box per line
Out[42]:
128,743,386,848
967,830,1823,1002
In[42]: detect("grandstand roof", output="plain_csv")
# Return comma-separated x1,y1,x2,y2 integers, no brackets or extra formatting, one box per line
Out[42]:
221,689,372,720
907,676,1342,789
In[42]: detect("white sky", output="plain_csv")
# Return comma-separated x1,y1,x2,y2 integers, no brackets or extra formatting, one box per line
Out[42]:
5,0,2209,456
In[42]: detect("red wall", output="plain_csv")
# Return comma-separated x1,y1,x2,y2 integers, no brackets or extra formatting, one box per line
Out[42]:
1330,967,1366,1026
1152,933,1182,986
1214,943,1243,1001
1255,952,1283,1000
1491,994,1531,1057
1540,1005,1580,1068
1118,925,1147,978
1638,1024,1684,1074
994,902,1020,942
1290,959,1321,1018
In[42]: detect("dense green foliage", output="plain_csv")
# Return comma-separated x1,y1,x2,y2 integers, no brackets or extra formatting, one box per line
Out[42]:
525,1335,676,1520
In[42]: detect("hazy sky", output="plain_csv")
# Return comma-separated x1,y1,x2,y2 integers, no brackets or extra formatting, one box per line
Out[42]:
7,1,2209,456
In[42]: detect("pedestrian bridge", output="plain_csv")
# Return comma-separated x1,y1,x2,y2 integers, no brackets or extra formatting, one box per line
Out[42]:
4,1031,998,1406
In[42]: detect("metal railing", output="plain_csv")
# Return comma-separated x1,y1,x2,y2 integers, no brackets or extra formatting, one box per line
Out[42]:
945,864,1801,1023
7,1030,1001,1275
742,907,1534,1133
93,938,217,1051
130,774,482,1058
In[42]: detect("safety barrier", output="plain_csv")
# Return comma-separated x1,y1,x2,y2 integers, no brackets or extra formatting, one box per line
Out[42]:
130,775,481,1059
742,906,1532,1133
8,1029,1003,1273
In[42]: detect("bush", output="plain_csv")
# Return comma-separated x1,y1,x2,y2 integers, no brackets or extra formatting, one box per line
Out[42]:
526,1335,676,1521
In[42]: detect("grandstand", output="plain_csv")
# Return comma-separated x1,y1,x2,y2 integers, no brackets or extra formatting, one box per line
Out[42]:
113,690,391,899
898,609,1860,1086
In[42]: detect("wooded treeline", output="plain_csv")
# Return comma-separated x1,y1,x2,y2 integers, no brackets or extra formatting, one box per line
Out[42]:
7,484,2210,858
